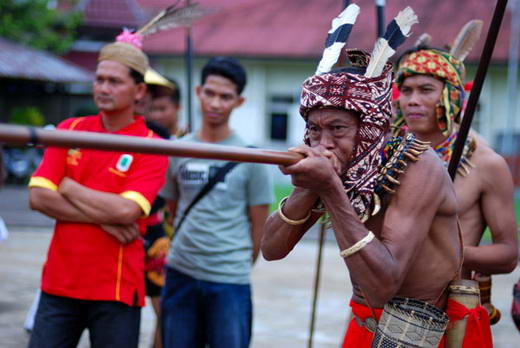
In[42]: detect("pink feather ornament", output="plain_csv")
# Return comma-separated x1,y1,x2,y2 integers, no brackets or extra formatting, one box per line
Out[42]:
116,28,144,49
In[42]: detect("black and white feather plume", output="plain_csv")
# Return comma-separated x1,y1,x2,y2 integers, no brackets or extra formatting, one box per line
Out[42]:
365,6,418,77
315,4,360,75
136,1,208,37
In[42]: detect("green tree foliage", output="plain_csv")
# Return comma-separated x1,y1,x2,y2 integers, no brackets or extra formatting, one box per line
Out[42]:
0,0,82,54
9,106,45,127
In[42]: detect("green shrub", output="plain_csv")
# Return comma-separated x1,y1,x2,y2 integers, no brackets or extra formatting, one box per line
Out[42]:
9,106,45,127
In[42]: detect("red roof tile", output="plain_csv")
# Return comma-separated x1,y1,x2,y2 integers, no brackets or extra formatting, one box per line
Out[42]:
78,0,144,28
139,0,514,63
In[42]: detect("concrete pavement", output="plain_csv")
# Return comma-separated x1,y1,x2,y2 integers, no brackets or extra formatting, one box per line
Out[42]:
1,227,520,347
1,184,520,347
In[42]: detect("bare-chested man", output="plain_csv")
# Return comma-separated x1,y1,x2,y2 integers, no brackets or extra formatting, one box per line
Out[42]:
261,48,465,347
395,48,518,283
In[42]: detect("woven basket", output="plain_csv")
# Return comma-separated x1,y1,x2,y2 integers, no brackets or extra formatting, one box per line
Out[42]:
371,297,448,348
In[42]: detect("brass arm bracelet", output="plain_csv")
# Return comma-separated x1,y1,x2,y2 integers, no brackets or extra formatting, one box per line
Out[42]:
277,196,312,226
340,231,375,258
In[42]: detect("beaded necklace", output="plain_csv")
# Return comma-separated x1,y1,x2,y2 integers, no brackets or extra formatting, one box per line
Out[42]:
434,132,457,163
434,132,476,176
361,133,430,220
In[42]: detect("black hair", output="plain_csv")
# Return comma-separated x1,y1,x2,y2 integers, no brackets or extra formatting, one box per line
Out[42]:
167,78,181,105
149,78,181,106
129,68,145,84
201,56,247,95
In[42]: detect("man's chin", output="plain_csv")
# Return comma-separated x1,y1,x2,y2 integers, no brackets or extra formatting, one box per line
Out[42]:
95,104,114,113
205,118,226,126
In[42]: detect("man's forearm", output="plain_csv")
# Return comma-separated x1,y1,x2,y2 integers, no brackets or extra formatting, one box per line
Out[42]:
464,244,518,275
29,188,95,223
59,179,142,224
261,189,320,260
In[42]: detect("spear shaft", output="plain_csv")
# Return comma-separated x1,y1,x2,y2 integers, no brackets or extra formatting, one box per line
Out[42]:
448,0,509,179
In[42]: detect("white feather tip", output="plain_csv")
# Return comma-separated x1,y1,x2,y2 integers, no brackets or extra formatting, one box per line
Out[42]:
395,6,418,37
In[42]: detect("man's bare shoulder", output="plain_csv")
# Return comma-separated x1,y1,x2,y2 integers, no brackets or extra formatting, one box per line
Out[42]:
391,148,456,215
401,148,450,188
472,138,512,185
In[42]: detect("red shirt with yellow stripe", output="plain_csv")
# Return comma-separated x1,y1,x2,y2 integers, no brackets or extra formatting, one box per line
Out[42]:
29,114,168,306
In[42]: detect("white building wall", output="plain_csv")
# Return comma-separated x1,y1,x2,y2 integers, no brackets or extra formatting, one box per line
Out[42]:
153,56,519,152
228,61,267,145
467,65,520,149
264,60,314,147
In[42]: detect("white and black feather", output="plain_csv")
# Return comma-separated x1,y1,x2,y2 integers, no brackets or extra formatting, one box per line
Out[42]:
365,6,418,78
315,4,360,75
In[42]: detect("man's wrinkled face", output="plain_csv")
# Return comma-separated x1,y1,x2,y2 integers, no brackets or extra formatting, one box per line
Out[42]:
399,75,444,135
93,60,145,114
307,108,359,173
196,75,244,127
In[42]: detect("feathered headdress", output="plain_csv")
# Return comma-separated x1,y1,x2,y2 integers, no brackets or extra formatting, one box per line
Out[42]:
394,19,483,136
99,2,208,76
116,1,208,49
137,1,208,37
315,4,360,75
449,19,483,62
365,7,418,77
300,6,418,220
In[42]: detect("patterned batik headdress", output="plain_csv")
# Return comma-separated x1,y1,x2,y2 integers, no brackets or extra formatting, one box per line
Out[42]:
394,20,483,137
300,5,418,220
394,49,466,137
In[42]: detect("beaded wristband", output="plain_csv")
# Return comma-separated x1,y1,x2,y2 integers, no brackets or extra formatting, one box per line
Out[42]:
340,231,375,258
277,196,311,226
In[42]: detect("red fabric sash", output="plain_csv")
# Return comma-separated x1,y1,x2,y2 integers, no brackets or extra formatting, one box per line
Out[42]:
446,299,493,348
342,300,383,348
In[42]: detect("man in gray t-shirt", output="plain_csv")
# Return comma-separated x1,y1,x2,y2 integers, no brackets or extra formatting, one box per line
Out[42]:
160,57,273,348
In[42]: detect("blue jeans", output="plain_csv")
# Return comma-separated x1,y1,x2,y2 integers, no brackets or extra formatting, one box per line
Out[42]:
161,267,252,348
28,291,141,348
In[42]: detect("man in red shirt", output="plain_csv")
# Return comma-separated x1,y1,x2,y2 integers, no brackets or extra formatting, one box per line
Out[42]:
27,33,168,348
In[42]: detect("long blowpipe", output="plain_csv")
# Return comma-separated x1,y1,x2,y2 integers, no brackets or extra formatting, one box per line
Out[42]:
0,124,302,166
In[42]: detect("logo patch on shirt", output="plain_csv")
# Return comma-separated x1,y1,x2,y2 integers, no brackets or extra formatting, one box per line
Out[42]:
116,154,133,172
181,163,209,184
179,163,230,187
66,149,81,166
